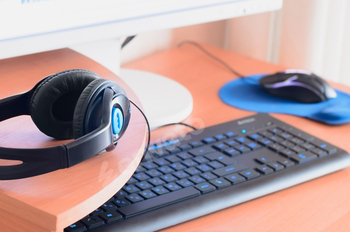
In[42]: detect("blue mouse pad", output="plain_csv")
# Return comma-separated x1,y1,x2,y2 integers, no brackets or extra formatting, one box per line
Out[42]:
219,74,350,124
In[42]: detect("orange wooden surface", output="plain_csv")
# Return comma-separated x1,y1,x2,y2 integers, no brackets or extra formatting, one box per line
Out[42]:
123,43,350,231
0,49,147,231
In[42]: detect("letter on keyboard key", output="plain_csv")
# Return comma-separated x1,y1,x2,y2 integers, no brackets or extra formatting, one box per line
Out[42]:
118,187,200,218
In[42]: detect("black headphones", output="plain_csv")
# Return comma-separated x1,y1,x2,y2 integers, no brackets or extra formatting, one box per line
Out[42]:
0,69,131,180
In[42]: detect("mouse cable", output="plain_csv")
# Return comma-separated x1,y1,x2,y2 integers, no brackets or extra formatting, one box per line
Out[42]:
129,99,151,160
178,40,245,78
121,35,137,49
129,99,197,161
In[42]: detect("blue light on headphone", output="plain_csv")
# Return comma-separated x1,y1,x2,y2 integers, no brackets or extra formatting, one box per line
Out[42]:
112,107,123,135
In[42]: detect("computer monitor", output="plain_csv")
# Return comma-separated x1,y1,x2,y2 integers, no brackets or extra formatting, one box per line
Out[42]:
0,0,283,128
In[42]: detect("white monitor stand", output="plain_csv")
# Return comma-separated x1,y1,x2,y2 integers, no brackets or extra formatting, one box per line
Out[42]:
70,39,193,130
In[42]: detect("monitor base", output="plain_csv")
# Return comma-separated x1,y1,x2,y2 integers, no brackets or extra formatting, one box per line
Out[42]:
120,69,193,129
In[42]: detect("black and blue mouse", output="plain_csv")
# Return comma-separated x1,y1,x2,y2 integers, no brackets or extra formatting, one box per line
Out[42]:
259,69,337,103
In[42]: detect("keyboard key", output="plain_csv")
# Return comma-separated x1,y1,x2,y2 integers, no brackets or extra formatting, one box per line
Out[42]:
173,170,189,179
126,194,144,203
113,198,131,207
224,173,246,184
140,190,157,199
280,140,295,148
196,164,213,172
255,156,271,164
202,137,217,144
123,185,140,194
208,161,224,169
210,178,231,189
118,187,201,218
185,167,202,175
248,133,261,141
213,142,229,151
224,148,240,157
182,159,198,167
99,211,123,224
195,182,216,193
153,158,170,166
189,175,206,184
246,142,261,150
90,208,104,216
145,169,162,178
133,172,151,181
267,162,284,171
312,142,337,154
170,162,187,171
200,172,218,181
177,152,194,160
257,138,273,146
234,145,251,154
142,162,159,170
267,143,285,152
311,148,327,157
279,159,295,168
280,149,296,158
165,155,181,163
213,164,247,176
65,222,86,232
300,143,316,151
290,137,305,144
164,182,182,191
193,156,209,164
225,131,236,138
189,146,216,156
136,181,153,190
224,139,240,147
177,179,194,187
148,177,166,186
166,146,181,154
100,201,118,211
239,169,260,180
291,152,317,164
189,141,204,148
215,134,227,141
256,166,274,175
235,137,247,143
290,146,306,153
177,144,192,151
160,174,178,183
158,165,174,174
81,216,105,229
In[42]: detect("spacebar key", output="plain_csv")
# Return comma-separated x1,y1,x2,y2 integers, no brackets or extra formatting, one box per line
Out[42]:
118,187,201,218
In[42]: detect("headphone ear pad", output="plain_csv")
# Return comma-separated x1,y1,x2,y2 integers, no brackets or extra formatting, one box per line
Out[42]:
73,79,106,139
30,70,100,139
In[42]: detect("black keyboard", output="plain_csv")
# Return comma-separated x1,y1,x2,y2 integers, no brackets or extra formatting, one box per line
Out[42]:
65,113,350,232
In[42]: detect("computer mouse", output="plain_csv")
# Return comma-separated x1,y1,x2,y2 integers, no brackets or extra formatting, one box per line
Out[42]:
259,69,337,103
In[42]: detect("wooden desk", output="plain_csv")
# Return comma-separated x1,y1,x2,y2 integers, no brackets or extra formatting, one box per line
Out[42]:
123,43,350,231
0,50,147,231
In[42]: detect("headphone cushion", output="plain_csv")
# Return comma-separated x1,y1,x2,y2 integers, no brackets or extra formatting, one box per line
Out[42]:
73,79,107,139
30,69,100,139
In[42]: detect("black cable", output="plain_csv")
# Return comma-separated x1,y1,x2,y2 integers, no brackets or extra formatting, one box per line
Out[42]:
129,99,151,159
178,40,259,85
153,122,197,131
121,36,136,49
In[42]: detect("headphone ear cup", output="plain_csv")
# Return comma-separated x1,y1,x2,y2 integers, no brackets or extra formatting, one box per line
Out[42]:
72,79,106,139
30,70,100,139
